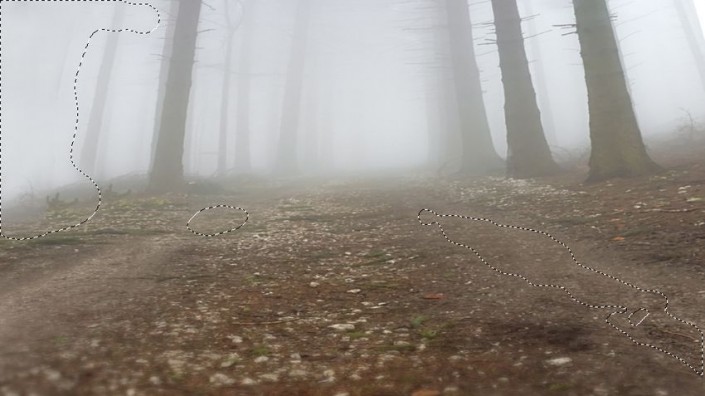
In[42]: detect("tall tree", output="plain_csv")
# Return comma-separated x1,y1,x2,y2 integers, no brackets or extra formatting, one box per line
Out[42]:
215,0,243,177
148,0,203,192
274,0,312,175
234,0,254,174
444,0,503,174
673,0,705,94
573,0,660,182
491,0,558,178
80,6,125,176
149,0,180,166
425,0,459,172
523,0,557,146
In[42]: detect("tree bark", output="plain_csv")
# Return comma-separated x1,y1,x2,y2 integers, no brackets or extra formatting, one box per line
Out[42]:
491,0,558,178
444,0,503,174
523,0,557,146
573,0,660,182
148,0,202,192
80,6,124,177
274,0,311,175
149,0,180,169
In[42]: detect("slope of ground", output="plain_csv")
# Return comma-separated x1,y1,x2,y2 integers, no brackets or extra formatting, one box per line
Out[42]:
1,156,705,395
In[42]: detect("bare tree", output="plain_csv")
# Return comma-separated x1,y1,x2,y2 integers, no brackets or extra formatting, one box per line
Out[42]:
491,0,558,178
234,0,254,174
522,0,557,145
215,0,244,177
274,0,312,175
149,0,203,192
573,0,660,182
444,0,503,174
80,5,125,177
149,0,180,166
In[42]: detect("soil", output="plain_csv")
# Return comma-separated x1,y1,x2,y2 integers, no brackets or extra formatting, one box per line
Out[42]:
1,144,705,395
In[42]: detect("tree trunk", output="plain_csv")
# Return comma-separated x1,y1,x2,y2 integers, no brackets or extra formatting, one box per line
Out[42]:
444,0,503,174
148,0,202,192
673,0,705,94
426,2,457,172
274,0,311,175
149,0,180,168
80,6,124,176
573,0,660,182
216,30,236,177
491,0,558,178
234,1,254,174
523,0,557,146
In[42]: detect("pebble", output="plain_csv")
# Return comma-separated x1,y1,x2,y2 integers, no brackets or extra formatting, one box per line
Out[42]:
227,335,243,344
546,357,572,366
254,356,269,363
259,373,279,382
289,369,308,377
209,373,235,386
329,323,355,331
241,377,257,385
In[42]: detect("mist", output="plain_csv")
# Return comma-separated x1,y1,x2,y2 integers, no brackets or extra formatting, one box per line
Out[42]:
3,0,705,393
3,0,705,203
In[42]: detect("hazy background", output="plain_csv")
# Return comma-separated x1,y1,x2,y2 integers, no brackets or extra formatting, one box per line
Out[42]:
2,0,705,203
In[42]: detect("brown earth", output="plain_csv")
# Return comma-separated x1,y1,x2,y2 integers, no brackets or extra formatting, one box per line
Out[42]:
1,143,705,395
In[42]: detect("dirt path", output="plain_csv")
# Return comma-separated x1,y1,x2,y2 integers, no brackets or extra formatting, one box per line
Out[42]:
1,172,704,395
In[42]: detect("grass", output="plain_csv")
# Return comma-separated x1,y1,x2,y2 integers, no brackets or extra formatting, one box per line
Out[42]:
379,343,417,353
354,250,391,267
620,227,652,237
347,331,367,340
410,315,428,329
552,217,593,226
28,235,85,246
419,329,438,340
548,382,573,392
252,345,270,357
91,228,169,236
278,215,332,222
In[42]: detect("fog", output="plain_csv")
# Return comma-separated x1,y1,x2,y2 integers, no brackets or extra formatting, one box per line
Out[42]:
2,0,705,203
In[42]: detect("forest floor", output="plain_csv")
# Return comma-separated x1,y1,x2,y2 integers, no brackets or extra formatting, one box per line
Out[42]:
1,141,705,395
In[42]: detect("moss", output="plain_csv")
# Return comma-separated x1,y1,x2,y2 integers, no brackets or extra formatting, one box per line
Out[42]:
252,345,270,357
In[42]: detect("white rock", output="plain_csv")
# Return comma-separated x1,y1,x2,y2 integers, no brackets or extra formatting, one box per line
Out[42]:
309,281,320,288
289,369,308,377
254,356,269,363
546,357,572,366
241,377,257,385
259,373,279,382
227,335,243,344
329,323,355,331
210,373,235,386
